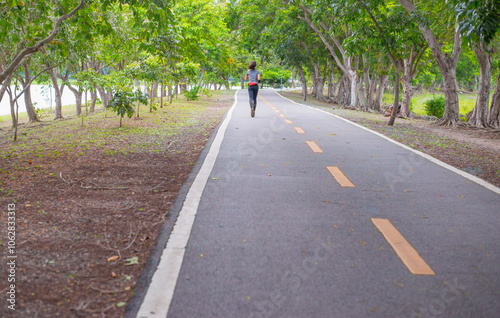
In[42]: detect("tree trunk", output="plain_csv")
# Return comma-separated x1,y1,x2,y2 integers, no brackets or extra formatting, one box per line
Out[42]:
362,55,372,108
7,86,16,127
96,86,109,110
316,76,325,100
328,73,334,99
374,74,389,112
468,44,492,128
311,71,318,97
13,96,20,141
368,71,378,109
440,66,461,125
291,68,296,88
90,90,97,112
401,45,426,117
333,75,341,98
349,70,357,107
297,66,307,101
388,62,401,126
0,75,11,105
151,81,159,98
356,76,367,110
312,63,325,100
67,84,83,116
336,74,352,106
400,57,413,118
160,83,164,108
179,82,187,94
488,71,500,128
22,62,39,122
48,66,64,120
241,69,247,89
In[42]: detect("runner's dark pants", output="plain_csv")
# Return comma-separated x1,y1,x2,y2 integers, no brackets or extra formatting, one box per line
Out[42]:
248,84,259,110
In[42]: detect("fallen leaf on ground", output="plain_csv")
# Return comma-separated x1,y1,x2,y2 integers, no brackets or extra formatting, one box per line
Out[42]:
107,256,119,262
124,257,139,266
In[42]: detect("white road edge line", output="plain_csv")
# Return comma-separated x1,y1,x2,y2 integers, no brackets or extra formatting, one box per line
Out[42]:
136,90,239,318
276,91,500,195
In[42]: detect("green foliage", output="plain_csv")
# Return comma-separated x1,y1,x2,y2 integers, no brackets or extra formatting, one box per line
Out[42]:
184,86,201,101
34,106,49,120
200,87,212,98
134,90,148,106
108,92,135,119
261,66,292,88
173,62,200,85
107,89,147,126
456,46,479,90
183,86,213,101
424,95,445,118
455,0,500,45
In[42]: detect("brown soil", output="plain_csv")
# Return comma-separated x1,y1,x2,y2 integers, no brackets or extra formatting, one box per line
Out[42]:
0,90,234,317
280,91,500,188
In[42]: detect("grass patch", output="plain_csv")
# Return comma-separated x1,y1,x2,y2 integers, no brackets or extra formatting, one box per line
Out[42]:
0,91,234,160
382,91,487,116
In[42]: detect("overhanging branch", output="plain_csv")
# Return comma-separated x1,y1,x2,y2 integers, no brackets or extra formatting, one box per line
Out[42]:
0,0,85,85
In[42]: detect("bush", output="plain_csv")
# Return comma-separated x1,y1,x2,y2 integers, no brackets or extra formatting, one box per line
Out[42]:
107,90,147,127
184,86,201,101
424,95,445,118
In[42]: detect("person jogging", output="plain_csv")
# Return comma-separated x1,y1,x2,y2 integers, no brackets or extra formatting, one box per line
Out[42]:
244,61,261,118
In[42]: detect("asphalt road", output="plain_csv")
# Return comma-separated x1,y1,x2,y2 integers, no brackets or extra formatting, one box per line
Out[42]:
136,89,500,318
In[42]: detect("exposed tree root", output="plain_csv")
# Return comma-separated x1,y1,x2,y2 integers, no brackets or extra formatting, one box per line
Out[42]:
435,117,465,127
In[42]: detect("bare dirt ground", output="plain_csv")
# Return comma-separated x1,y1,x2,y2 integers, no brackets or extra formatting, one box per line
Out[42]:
0,90,234,317
280,90,500,188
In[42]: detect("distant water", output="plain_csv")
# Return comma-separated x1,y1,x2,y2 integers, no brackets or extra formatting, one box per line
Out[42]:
0,85,76,116
0,84,248,117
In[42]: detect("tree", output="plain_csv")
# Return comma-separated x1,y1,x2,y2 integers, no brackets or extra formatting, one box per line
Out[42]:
455,0,500,127
295,1,359,107
398,0,463,126
0,0,85,85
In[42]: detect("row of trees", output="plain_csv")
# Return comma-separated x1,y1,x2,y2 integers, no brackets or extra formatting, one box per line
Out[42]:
2,0,499,131
228,0,500,128
0,0,242,130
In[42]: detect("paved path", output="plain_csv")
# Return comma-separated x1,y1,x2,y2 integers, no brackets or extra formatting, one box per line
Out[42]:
136,89,500,318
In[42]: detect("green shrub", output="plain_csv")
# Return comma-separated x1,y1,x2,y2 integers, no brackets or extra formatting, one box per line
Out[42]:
184,86,201,101
108,89,147,127
424,95,445,118
200,87,212,98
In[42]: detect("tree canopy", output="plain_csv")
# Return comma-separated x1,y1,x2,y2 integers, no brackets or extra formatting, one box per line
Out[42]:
1,0,500,129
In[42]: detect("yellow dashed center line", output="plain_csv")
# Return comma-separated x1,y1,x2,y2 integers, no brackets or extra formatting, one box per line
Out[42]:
294,127,306,134
326,166,355,187
284,119,293,124
279,114,286,118
371,218,435,275
306,141,323,153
